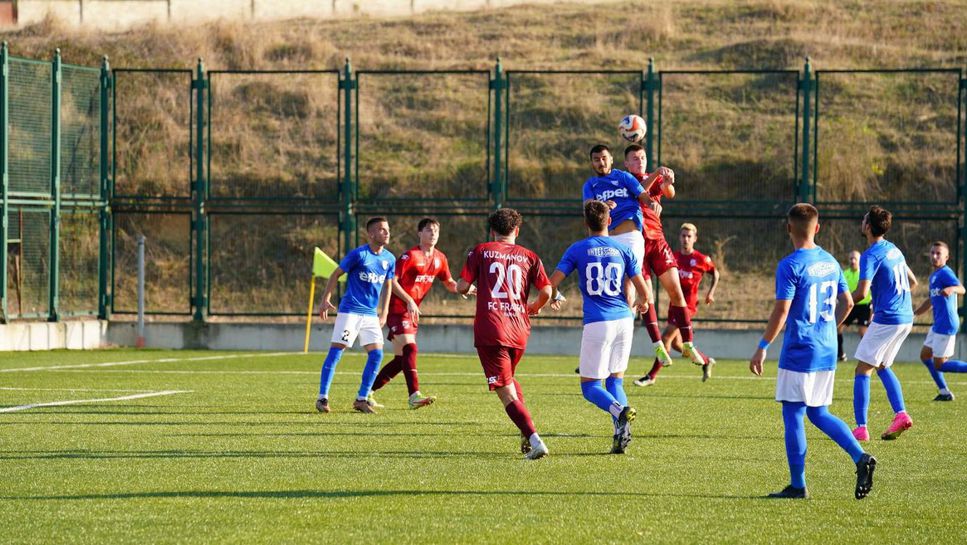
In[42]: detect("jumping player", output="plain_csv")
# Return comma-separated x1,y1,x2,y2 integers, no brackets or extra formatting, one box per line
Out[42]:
456,208,553,459
914,241,966,401
582,144,674,367
548,201,650,453
315,217,396,414
636,222,719,386
851,205,914,441
369,218,470,409
750,203,876,500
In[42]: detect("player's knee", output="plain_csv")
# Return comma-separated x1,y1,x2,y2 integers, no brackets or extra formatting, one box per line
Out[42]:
933,358,946,370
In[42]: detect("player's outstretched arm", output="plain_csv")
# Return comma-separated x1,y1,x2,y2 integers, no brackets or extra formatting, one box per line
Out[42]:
835,290,854,327
750,300,791,376
318,267,345,320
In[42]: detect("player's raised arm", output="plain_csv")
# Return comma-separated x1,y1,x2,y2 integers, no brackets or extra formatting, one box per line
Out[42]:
318,266,345,320
750,299,792,376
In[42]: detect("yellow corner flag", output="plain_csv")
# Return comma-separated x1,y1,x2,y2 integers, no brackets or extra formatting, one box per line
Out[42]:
305,247,345,352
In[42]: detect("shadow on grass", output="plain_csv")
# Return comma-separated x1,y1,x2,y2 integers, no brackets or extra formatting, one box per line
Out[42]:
5,488,760,501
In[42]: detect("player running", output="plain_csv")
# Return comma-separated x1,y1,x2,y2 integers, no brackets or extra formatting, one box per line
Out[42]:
621,144,708,380
750,203,876,500
915,241,967,402
315,217,396,415
548,201,650,453
582,144,674,368
636,222,720,386
850,205,915,441
456,208,553,460
369,218,471,409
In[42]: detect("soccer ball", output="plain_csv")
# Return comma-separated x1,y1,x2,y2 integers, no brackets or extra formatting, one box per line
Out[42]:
618,114,646,143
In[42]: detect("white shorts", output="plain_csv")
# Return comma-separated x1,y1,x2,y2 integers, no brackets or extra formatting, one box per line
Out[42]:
611,230,646,269
775,368,835,407
854,321,913,368
579,317,635,379
330,312,383,348
924,329,956,359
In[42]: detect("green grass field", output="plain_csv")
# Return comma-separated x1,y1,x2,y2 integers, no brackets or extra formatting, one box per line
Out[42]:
1,349,965,544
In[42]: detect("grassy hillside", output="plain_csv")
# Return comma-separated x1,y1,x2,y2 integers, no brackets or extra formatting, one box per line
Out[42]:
2,1,964,320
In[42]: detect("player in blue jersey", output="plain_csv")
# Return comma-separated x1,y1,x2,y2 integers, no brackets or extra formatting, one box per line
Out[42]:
583,144,704,369
850,206,915,441
914,241,967,401
315,217,397,414
750,203,876,500
548,201,651,453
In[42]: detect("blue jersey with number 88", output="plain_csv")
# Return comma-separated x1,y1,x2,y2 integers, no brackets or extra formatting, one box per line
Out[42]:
555,236,641,325
776,247,849,373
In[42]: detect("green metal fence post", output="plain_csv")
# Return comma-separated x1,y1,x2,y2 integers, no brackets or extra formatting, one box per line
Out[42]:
340,58,356,255
0,43,7,323
491,58,503,210
98,55,111,320
645,58,656,163
799,57,812,204
192,58,207,322
48,49,62,322
961,72,967,331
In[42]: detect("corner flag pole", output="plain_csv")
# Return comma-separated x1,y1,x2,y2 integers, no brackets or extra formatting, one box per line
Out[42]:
304,247,344,353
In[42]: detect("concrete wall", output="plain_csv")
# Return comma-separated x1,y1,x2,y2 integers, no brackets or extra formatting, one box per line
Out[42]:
12,1,608,30
0,320,106,350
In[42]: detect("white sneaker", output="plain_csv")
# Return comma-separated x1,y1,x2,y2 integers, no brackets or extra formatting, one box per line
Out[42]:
654,343,673,367
525,441,549,460
683,342,706,366
702,357,716,382
366,394,384,409
633,376,656,387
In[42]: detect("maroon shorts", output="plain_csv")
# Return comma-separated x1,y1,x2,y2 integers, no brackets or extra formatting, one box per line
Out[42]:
386,312,418,341
476,346,524,391
644,236,677,278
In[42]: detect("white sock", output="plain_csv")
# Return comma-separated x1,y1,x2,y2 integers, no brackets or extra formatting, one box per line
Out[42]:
528,433,543,448
608,402,624,419
940,388,952,396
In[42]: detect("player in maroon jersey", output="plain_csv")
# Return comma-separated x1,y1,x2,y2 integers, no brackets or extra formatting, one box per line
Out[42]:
622,145,708,387
456,208,553,460
369,218,471,409
637,222,720,386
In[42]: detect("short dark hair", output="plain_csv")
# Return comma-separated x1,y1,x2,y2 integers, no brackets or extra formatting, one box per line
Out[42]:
417,217,439,231
866,205,892,237
932,240,949,251
488,208,522,237
584,200,610,231
787,203,819,237
624,143,644,157
589,144,611,160
366,216,388,230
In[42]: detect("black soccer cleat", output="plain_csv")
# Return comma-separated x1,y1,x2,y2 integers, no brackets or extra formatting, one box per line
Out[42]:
610,406,636,454
520,433,532,455
315,397,330,413
933,392,955,402
767,485,809,499
854,453,876,499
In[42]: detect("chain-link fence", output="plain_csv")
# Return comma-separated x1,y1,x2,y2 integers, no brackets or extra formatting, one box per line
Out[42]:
2,50,965,329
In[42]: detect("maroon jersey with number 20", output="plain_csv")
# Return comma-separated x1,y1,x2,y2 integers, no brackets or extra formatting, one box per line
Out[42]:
460,241,551,350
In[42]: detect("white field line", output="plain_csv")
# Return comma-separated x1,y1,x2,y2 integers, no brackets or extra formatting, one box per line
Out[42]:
0,390,191,413
0,387,155,392
0,352,302,373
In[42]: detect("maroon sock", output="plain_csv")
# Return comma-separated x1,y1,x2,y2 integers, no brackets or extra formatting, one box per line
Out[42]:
401,343,420,395
668,306,693,342
513,379,525,404
648,358,663,379
371,356,403,392
504,399,537,437
643,304,662,343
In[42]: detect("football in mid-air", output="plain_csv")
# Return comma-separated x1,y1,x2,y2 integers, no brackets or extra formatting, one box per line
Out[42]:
618,114,646,143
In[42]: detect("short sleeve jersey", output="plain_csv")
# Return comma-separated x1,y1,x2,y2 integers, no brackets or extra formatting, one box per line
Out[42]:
860,240,913,325
842,267,872,305
929,265,961,335
337,245,396,316
637,173,666,240
582,169,645,231
460,241,551,349
555,236,641,325
775,247,850,373
388,247,453,315
675,249,715,314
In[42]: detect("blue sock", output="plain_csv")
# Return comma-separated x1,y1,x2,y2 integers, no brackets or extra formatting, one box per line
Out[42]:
318,346,344,397
357,349,384,399
853,374,870,427
581,380,623,418
781,401,807,489
940,360,967,373
806,405,864,463
922,358,949,390
605,376,628,424
877,367,906,414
